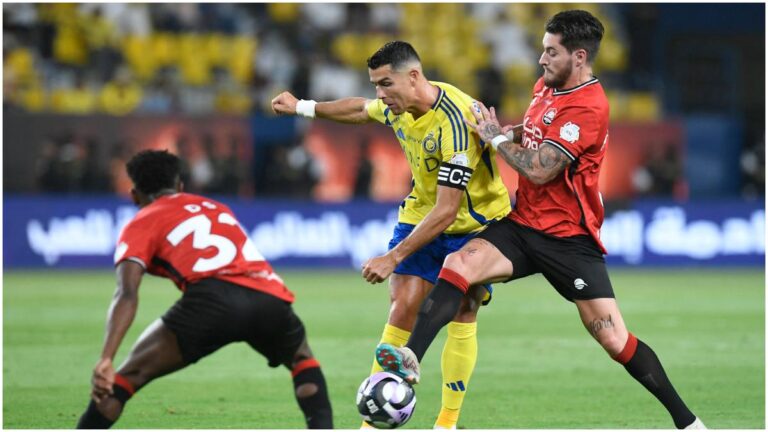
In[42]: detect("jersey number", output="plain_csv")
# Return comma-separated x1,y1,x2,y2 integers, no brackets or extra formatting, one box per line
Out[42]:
166,211,264,272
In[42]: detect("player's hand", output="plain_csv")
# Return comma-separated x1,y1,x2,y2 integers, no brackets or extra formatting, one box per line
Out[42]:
464,101,504,144
91,357,115,403
502,124,524,143
361,253,398,284
501,124,517,135
271,91,299,116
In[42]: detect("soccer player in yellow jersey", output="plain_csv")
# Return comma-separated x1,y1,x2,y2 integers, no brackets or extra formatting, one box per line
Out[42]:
272,41,510,429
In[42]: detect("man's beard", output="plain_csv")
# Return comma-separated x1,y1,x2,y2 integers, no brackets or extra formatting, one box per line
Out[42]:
543,61,572,89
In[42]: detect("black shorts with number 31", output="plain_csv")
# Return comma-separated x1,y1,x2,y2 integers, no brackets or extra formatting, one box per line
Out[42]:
162,278,306,366
476,218,615,302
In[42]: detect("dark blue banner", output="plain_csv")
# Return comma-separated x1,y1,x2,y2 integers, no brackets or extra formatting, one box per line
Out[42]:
3,195,764,269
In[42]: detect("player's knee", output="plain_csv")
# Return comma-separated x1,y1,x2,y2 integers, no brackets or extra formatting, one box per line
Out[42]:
442,251,468,275
295,382,319,399
595,332,626,356
116,370,146,391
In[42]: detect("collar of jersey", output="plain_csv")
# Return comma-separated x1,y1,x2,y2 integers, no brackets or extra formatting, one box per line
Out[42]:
430,87,446,110
553,77,599,96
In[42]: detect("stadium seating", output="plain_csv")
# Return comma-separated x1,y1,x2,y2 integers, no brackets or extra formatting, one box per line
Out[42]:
3,4,657,119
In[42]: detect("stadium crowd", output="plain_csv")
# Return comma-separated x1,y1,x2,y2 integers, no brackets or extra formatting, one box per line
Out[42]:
4,3,763,199
4,3,638,117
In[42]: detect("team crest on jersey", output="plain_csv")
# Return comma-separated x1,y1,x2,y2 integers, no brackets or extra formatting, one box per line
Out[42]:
422,131,438,154
542,108,557,125
560,121,580,143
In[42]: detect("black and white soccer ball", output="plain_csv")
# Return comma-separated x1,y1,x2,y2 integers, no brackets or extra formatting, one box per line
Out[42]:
356,371,416,429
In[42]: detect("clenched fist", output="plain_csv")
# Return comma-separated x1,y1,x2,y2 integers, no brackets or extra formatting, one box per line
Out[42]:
271,91,299,115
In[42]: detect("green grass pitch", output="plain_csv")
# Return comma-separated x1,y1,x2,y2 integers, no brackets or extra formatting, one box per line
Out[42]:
3,268,764,429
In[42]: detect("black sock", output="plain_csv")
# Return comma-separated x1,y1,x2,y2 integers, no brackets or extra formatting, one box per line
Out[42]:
76,375,134,429
292,360,333,429
76,400,115,429
617,334,696,429
407,275,465,361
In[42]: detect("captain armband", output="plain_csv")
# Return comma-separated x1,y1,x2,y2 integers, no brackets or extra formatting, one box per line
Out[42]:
437,162,473,190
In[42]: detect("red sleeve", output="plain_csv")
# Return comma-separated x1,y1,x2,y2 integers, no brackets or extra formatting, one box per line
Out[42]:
114,219,157,269
542,105,600,161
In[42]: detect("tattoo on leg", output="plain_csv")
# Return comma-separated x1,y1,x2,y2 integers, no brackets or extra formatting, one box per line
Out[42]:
588,314,614,337
461,238,496,257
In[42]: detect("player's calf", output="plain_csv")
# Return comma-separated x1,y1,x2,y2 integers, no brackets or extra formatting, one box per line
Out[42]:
613,332,699,429
291,358,333,429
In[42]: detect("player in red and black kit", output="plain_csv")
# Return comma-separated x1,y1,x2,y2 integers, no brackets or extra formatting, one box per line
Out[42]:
76,150,333,429
375,10,706,429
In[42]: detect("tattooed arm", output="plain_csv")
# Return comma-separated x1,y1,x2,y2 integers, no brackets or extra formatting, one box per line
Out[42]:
496,140,571,185
465,102,571,185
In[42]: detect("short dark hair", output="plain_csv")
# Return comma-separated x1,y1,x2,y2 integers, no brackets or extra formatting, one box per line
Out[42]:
366,41,421,70
545,10,604,62
126,149,181,195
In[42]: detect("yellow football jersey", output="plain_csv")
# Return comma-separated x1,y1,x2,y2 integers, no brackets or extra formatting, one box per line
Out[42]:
366,81,511,234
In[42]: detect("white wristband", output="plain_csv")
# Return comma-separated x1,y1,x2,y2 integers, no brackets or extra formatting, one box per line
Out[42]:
296,99,317,118
491,135,509,150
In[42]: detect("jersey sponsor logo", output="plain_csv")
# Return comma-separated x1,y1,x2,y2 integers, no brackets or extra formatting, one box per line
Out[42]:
530,89,546,106
422,131,438,154
424,157,440,172
542,108,557,125
560,121,580,144
437,163,472,189
450,153,469,167
521,116,543,150
574,278,588,290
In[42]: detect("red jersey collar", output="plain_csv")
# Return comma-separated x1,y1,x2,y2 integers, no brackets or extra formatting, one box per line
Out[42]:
553,77,599,96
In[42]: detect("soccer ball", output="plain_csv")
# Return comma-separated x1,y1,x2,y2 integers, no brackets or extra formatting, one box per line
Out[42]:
356,371,416,429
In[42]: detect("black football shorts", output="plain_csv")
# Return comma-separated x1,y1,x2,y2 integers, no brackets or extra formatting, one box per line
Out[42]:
475,218,615,301
162,278,306,366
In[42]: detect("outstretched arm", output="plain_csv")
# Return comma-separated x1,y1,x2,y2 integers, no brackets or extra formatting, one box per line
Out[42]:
271,91,372,124
91,261,143,403
465,102,571,185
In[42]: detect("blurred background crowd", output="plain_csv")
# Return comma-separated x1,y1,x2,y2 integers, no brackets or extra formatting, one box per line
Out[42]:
3,3,764,202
